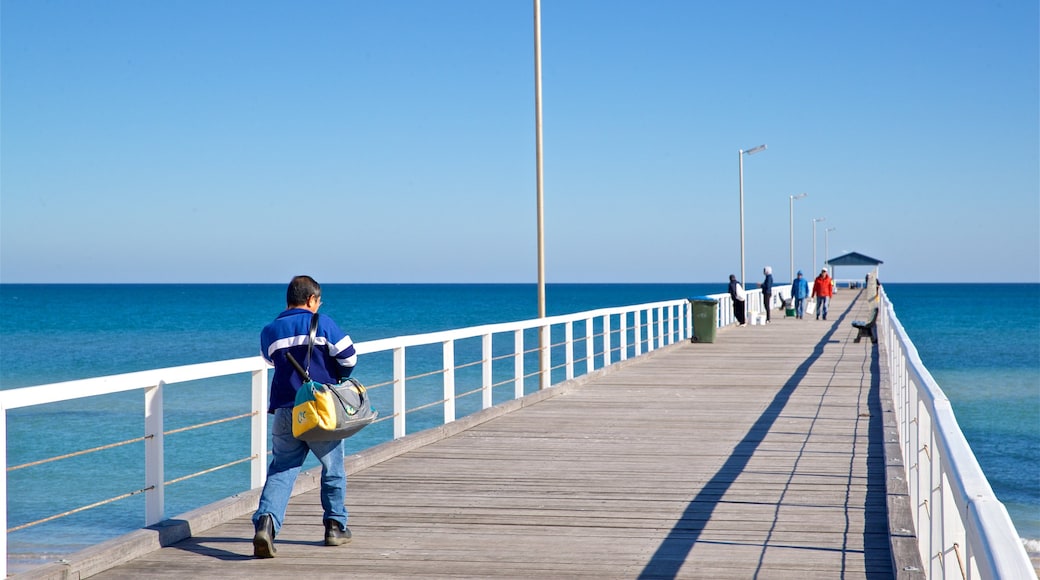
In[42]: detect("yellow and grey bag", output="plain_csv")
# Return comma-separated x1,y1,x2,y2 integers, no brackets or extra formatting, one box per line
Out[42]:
290,375,375,441
285,313,376,441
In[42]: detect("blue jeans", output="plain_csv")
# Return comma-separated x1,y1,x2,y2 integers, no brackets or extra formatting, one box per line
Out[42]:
252,407,347,534
794,297,805,318
815,296,830,319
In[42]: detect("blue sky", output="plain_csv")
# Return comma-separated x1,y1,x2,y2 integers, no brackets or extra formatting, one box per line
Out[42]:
2,1,1037,284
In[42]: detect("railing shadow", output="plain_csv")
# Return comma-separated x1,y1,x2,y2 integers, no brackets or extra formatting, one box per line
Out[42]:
638,297,888,579
864,333,891,572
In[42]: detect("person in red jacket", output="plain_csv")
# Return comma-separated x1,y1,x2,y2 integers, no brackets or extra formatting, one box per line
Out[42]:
810,267,834,320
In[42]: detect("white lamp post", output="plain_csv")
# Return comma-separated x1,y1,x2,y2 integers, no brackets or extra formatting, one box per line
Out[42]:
789,193,807,282
738,144,767,285
534,0,547,389
824,227,836,273
812,217,826,274
534,0,545,320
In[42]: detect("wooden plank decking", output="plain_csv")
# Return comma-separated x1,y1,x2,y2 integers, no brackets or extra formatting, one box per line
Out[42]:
39,291,903,579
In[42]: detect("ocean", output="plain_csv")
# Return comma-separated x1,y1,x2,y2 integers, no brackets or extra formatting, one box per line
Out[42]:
0,283,1037,569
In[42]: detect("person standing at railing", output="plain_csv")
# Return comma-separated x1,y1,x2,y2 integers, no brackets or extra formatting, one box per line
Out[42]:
759,266,774,323
252,275,358,558
810,267,834,321
790,270,810,319
728,274,747,326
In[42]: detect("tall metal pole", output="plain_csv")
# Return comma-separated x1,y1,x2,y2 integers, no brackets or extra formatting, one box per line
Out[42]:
738,144,766,285
812,217,825,274
533,0,547,389
738,150,745,286
825,227,836,273
789,193,807,282
534,0,545,320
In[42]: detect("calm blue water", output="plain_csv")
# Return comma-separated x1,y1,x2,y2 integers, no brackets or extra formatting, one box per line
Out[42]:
0,283,1037,568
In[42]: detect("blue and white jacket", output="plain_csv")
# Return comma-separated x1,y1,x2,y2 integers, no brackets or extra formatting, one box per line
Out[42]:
790,277,810,299
260,308,357,413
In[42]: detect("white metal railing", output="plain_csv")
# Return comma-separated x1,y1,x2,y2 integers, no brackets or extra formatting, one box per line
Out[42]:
880,288,1035,579
0,298,693,577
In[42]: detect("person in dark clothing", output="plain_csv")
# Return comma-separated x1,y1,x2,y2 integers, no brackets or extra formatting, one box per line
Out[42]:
252,276,357,558
728,274,747,326
760,266,774,323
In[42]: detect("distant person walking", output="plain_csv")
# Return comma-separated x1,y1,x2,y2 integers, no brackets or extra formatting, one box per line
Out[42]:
811,267,834,320
728,274,747,326
252,276,358,558
760,266,774,323
790,270,809,319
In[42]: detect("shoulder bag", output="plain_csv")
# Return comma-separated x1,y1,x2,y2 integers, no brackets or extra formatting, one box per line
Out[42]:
286,313,377,441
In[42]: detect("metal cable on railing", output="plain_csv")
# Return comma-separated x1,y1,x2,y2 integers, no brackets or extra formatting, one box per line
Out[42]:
7,412,261,532
7,434,153,472
164,456,256,487
8,486,155,533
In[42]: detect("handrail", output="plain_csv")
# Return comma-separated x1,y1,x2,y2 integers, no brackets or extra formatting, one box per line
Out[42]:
879,288,1035,579
0,297,696,577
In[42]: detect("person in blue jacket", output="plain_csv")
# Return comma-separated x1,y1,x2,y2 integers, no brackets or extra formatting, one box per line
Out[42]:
790,270,810,319
252,275,357,558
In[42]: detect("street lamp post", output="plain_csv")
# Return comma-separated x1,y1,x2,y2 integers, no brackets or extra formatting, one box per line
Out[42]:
739,144,767,285
824,227,836,273
789,193,808,282
533,0,548,389
812,217,826,274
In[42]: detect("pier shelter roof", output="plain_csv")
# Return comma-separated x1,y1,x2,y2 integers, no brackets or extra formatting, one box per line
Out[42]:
825,251,883,267
825,251,883,282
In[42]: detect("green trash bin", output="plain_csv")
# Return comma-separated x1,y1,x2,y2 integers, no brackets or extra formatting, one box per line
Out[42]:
689,297,718,343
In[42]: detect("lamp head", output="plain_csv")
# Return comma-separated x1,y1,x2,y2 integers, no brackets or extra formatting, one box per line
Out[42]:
743,144,767,155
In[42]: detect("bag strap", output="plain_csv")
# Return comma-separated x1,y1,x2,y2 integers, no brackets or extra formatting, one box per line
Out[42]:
304,312,320,374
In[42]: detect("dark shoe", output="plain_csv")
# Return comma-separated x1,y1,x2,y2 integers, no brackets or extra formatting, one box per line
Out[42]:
324,519,352,546
253,514,277,558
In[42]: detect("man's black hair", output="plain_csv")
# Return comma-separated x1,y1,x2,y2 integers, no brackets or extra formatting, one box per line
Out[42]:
287,275,321,307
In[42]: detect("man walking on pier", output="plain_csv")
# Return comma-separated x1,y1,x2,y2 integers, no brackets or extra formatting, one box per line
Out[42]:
811,267,834,320
252,275,357,558
790,271,809,319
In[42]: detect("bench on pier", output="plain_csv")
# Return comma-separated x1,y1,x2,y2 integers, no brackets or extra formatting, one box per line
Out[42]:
852,307,878,344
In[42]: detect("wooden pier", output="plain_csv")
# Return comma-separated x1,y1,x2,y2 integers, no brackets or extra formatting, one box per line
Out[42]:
25,291,913,579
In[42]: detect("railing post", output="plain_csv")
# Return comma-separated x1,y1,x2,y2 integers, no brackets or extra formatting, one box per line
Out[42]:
618,312,628,361
665,305,674,345
393,346,406,439
250,368,268,489
584,317,594,374
646,309,655,353
602,315,611,366
514,330,524,399
443,340,456,424
633,309,643,357
565,321,574,380
539,324,551,390
482,333,493,409
1,405,8,579
686,301,693,340
144,381,165,526
657,306,665,349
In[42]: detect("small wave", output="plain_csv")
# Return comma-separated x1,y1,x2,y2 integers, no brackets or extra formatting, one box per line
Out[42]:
1025,537,1040,555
